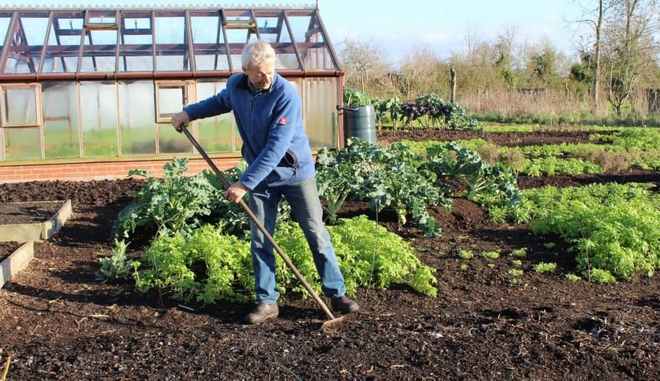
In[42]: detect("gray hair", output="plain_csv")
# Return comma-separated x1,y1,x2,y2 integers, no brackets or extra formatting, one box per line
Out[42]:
241,41,276,70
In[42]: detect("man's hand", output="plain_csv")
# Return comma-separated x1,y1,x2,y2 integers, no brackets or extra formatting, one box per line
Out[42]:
171,111,190,132
225,181,249,203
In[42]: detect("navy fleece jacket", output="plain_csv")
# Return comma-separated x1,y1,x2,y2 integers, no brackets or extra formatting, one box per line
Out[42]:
183,73,315,190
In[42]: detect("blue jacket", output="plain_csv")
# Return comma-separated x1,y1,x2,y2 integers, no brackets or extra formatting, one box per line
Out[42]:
183,73,315,190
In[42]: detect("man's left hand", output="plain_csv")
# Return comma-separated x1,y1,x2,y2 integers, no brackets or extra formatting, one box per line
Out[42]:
225,182,249,203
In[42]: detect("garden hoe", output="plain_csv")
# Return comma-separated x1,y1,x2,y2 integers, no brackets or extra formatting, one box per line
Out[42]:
180,126,346,333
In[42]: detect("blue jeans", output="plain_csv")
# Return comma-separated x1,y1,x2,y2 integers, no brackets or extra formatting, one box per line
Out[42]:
247,176,346,304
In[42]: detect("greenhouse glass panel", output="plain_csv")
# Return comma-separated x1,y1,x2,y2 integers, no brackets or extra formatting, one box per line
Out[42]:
20,16,49,46
0,17,10,49
43,82,79,159
287,14,335,71
80,29,118,72
192,15,230,71
3,86,37,126
118,81,156,155
86,10,117,28
224,10,258,70
4,127,41,161
155,15,190,71
254,16,280,43
159,123,192,154
80,82,118,157
118,13,153,72
303,77,337,148
157,85,185,120
3,16,50,73
253,13,299,70
195,81,239,153
42,12,84,73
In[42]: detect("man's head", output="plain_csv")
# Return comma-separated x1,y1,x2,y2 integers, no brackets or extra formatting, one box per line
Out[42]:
242,41,276,90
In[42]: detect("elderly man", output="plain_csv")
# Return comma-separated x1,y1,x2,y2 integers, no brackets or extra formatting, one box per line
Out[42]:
171,41,359,324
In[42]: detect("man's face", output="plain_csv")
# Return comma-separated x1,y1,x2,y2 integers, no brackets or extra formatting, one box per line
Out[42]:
245,61,275,90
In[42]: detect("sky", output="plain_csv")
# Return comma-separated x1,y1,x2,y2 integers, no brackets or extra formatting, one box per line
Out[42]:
1,0,592,62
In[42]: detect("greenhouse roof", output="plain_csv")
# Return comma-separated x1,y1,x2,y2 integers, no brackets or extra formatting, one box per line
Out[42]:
0,4,340,81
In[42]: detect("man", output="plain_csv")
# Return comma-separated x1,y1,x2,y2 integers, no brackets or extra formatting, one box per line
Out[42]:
171,41,359,324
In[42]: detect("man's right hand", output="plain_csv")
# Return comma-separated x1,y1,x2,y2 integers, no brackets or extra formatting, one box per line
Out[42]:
171,111,190,132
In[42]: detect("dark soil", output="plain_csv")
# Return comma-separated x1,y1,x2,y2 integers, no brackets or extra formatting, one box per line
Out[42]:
378,128,611,146
0,242,20,262
0,180,658,380
0,202,64,225
518,169,660,190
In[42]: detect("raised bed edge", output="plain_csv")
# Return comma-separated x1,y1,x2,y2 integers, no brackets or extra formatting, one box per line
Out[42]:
41,200,72,240
0,200,72,242
0,241,34,289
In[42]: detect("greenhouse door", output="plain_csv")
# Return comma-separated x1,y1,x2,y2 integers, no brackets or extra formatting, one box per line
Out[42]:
0,83,44,161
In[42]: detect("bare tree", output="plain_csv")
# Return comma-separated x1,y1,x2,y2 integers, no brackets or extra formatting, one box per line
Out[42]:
572,0,613,113
603,0,658,115
338,38,391,94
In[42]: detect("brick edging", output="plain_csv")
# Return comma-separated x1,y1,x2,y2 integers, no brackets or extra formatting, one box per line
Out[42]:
0,157,242,183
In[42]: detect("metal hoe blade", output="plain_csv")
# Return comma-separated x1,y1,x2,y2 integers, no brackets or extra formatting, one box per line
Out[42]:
180,126,346,332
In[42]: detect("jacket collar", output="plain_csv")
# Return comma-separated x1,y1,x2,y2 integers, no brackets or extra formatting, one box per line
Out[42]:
239,72,279,94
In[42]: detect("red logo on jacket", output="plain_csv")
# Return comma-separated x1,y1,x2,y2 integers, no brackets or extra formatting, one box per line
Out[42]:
277,116,288,125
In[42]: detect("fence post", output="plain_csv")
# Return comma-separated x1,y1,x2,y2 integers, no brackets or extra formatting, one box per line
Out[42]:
449,67,457,103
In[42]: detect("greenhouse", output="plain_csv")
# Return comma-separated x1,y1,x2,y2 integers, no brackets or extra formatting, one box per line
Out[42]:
0,3,342,180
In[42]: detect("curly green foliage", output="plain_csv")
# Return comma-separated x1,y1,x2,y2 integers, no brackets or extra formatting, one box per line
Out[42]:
132,216,438,304
522,183,660,281
133,225,252,303
593,128,660,150
273,217,439,297
115,159,221,239
521,157,603,177
317,139,449,236
534,262,557,273
588,268,616,284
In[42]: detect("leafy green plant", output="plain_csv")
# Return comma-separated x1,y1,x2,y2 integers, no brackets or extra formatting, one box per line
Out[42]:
317,139,449,236
511,259,523,267
522,157,602,177
508,268,524,277
510,248,527,258
565,273,581,282
114,159,220,240
522,183,660,282
344,88,372,108
422,142,522,222
132,216,439,304
397,94,480,130
508,268,524,285
132,225,252,303
481,250,501,260
374,97,404,129
588,268,616,284
98,240,134,281
534,262,557,273
458,249,474,260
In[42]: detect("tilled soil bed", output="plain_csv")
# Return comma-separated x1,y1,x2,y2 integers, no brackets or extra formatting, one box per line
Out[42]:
378,128,611,146
0,180,658,380
517,169,660,190
0,202,64,225
0,242,20,262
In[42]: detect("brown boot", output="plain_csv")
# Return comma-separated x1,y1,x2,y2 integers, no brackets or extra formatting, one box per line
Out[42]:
246,303,279,324
331,296,360,314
